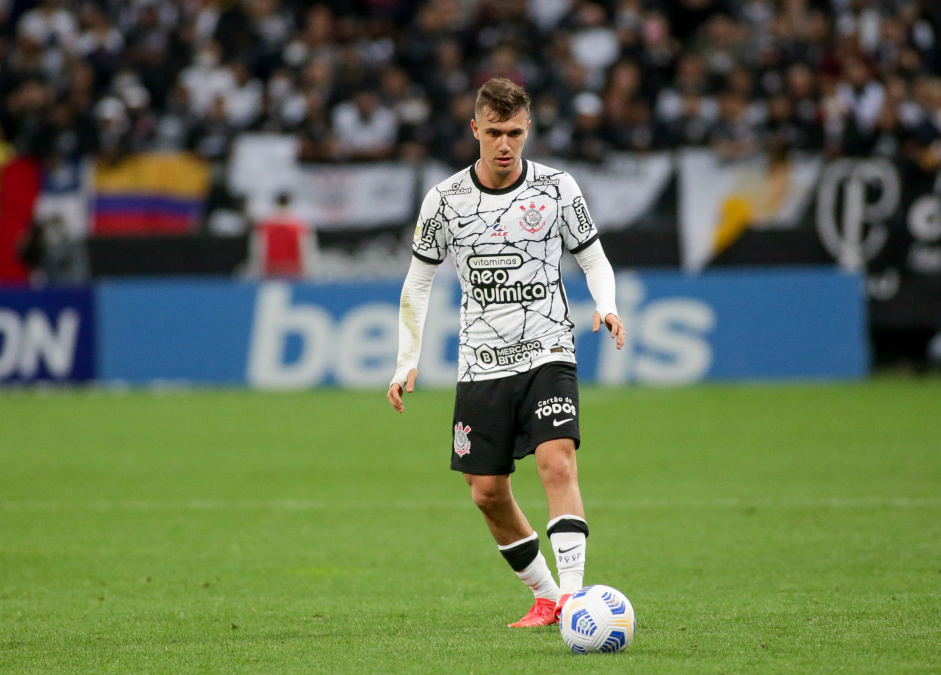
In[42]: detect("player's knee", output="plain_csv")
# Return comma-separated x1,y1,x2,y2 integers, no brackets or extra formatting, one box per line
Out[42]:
537,447,577,487
469,478,509,513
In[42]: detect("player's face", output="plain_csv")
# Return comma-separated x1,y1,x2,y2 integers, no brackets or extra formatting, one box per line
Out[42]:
471,107,530,185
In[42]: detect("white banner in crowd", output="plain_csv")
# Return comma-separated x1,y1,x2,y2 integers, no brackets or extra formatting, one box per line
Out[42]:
229,134,302,220
678,149,822,272
230,135,672,231
231,134,416,228
537,153,673,231
420,155,672,232
295,163,417,228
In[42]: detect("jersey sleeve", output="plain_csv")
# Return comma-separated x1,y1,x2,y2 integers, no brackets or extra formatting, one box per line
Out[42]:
411,188,446,264
558,174,600,254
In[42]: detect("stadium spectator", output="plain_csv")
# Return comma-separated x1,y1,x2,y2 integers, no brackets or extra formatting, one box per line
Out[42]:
568,91,608,162
0,0,940,253
378,64,432,158
784,63,823,150
605,59,646,107
567,2,620,91
867,97,908,159
295,90,336,162
223,59,263,129
74,2,124,94
186,94,238,163
17,0,77,59
663,91,715,147
18,211,89,285
122,84,159,152
245,191,319,279
430,90,479,167
765,93,821,154
836,56,886,137
710,89,765,161
422,38,471,111
695,12,750,80
153,82,194,151
909,77,941,172
622,99,663,152
655,53,716,126
331,89,398,161
528,92,571,157
94,96,131,164
34,96,97,161
474,42,529,90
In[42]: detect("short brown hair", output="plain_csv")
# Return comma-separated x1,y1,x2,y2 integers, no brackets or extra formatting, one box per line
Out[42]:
475,78,531,122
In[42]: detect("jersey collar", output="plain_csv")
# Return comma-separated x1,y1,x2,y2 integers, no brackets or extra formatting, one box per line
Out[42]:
470,158,529,195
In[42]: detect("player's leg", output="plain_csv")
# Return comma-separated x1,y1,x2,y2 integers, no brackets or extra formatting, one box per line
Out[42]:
464,472,560,626
452,375,559,626
463,473,531,545
535,439,590,618
535,438,584,520
516,363,588,618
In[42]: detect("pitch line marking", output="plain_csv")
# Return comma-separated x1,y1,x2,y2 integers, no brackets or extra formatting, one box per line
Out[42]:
0,497,939,511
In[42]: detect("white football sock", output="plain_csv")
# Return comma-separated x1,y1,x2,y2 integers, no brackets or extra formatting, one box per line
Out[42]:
498,533,560,601
516,552,560,600
548,515,588,595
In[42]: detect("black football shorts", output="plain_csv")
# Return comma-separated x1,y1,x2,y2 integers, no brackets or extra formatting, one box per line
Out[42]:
450,362,580,475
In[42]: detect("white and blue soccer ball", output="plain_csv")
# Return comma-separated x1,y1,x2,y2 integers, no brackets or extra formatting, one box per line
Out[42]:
559,585,636,654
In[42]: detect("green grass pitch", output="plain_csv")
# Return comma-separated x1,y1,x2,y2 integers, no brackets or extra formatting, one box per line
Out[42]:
1,378,939,674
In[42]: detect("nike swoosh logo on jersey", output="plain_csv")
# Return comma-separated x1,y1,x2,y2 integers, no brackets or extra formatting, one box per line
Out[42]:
456,218,476,228
552,418,573,426
558,545,580,554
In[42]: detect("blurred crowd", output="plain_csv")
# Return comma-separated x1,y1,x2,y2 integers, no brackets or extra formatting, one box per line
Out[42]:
1,0,941,172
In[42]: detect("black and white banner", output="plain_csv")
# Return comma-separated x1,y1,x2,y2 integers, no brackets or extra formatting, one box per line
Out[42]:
691,154,941,330
230,135,674,233
228,136,940,331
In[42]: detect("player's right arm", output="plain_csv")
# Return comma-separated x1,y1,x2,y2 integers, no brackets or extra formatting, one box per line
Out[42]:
388,189,446,413
387,256,438,412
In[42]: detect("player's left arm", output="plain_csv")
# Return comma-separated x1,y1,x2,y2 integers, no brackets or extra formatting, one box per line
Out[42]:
574,240,624,350
558,174,625,349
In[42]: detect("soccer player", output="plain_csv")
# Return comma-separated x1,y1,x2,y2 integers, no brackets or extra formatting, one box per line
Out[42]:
387,78,625,627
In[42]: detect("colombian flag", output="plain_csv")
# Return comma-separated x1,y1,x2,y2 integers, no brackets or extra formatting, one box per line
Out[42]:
92,153,210,236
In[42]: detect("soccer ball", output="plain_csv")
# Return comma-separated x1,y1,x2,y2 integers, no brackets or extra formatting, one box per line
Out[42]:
559,585,636,654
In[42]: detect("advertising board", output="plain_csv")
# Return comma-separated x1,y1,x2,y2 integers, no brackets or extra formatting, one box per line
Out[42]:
96,269,867,387
0,288,96,383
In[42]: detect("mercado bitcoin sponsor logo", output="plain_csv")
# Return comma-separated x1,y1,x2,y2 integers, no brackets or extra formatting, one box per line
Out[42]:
474,340,543,369
466,254,546,306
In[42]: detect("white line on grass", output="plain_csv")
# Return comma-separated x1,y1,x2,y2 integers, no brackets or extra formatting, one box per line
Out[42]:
0,497,939,511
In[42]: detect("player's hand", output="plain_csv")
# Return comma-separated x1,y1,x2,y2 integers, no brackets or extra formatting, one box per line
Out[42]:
592,311,625,350
386,368,418,413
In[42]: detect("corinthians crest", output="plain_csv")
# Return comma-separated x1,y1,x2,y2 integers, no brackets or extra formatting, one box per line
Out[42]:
453,422,471,457
519,202,547,233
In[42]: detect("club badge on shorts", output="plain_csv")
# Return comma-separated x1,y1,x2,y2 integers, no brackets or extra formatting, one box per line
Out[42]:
453,422,472,457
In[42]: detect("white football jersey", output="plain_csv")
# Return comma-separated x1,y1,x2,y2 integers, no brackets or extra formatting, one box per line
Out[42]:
412,158,599,381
